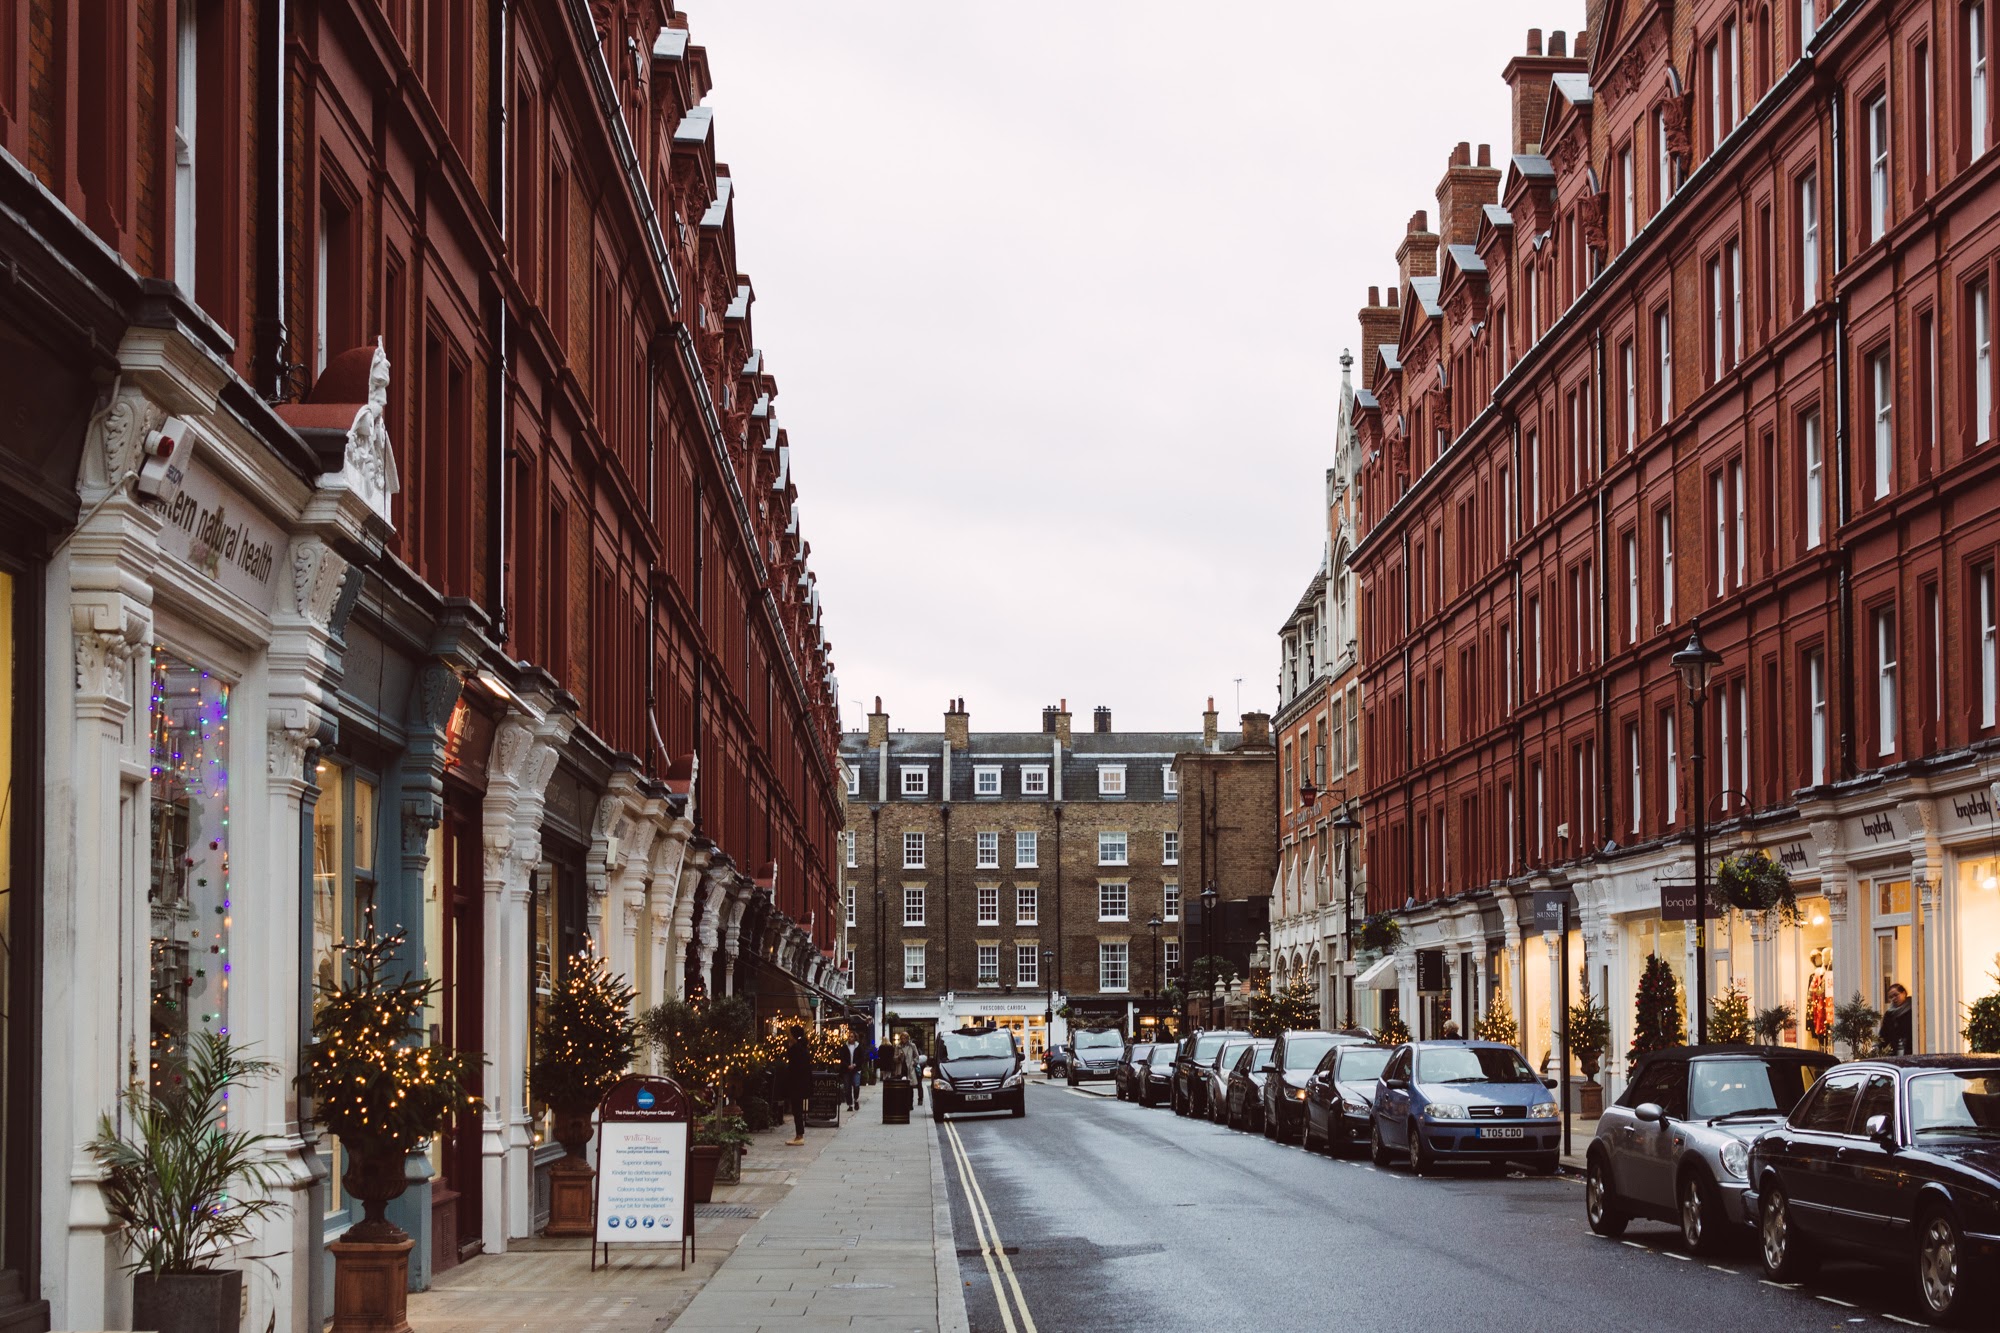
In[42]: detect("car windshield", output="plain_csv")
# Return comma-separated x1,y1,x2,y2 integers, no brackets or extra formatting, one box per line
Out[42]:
1284,1035,1340,1070
1128,1044,1156,1062
1908,1071,2000,1139
1075,1029,1123,1052
1686,1058,1824,1119
1149,1047,1177,1066
938,1030,1016,1061
1416,1046,1538,1084
1215,1041,1252,1070
1242,1040,1276,1069
1337,1047,1393,1083
1193,1034,1234,1062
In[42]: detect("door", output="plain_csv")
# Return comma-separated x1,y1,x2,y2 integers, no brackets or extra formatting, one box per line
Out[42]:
1626,1061,1688,1210
1837,1071,1904,1246
1377,1047,1414,1148
1778,1070,1866,1238
437,802,484,1257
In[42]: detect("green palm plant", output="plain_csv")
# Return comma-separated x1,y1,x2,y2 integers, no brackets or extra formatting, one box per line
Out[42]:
87,1031,286,1275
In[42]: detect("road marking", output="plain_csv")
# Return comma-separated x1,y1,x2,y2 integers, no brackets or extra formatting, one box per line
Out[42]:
1661,1251,1692,1261
1816,1297,1858,1308
1881,1316,1928,1327
945,1121,1039,1333
1621,1241,1647,1250
1758,1280,1800,1290
942,1126,1015,1333
1706,1265,1736,1274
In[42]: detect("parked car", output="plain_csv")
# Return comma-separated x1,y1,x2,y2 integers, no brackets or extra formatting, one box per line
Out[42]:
1204,1038,1261,1124
1173,1029,1250,1118
1261,1030,1370,1143
1747,1057,2000,1323
1223,1038,1280,1133
1585,1044,1835,1253
1042,1044,1071,1079
1067,1027,1125,1086
1370,1040,1560,1175
929,1026,1026,1122
1114,1041,1161,1101
1139,1043,1178,1107
1303,1043,1394,1154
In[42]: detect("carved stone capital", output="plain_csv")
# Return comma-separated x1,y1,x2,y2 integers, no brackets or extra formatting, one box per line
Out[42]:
290,539,350,628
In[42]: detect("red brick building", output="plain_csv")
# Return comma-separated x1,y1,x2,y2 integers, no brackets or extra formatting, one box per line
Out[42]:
0,3,843,1328
1353,2,2000,1095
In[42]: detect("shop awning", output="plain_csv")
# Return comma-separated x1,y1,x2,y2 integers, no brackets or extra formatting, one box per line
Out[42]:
1356,953,1401,991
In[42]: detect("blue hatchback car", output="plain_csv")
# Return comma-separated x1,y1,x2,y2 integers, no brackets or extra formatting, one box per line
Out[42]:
1370,1040,1562,1175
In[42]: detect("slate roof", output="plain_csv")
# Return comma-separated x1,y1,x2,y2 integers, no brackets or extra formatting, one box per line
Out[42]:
1550,72,1592,106
1409,277,1443,318
1446,244,1486,274
839,729,1203,804
1512,154,1555,179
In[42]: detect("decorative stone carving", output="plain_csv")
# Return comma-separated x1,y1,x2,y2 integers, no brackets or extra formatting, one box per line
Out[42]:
1578,191,1608,252
417,664,461,735
402,798,443,856
291,539,350,627
268,719,313,782
1660,92,1694,159
324,338,401,528
97,387,166,485
74,628,140,704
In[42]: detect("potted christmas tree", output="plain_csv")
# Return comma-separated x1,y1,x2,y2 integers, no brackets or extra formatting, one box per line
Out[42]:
1474,995,1520,1047
1566,970,1611,1116
1709,981,1753,1044
1965,957,2000,1053
300,915,480,1333
87,1032,285,1333
1628,953,1685,1059
1249,977,1318,1037
531,952,638,1236
1752,1002,1796,1046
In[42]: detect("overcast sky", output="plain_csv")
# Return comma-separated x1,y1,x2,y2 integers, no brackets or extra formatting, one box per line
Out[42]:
684,0,1577,735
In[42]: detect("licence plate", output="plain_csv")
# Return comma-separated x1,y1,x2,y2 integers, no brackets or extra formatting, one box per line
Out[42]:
965,1093,993,1102
1478,1126,1524,1139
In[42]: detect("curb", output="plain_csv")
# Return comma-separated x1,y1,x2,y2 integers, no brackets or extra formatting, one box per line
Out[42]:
927,1109,971,1333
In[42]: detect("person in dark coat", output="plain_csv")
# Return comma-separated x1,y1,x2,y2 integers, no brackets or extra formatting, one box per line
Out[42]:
783,1023,812,1144
842,1030,863,1110
1881,983,1914,1055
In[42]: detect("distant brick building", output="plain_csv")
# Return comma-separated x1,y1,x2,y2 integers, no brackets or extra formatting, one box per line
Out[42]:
842,701,1198,1051
1175,705,1280,1025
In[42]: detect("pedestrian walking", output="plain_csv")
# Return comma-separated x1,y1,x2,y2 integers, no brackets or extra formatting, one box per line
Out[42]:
1881,983,1914,1055
783,1022,812,1145
1441,1020,1461,1039
898,1030,926,1105
842,1030,863,1110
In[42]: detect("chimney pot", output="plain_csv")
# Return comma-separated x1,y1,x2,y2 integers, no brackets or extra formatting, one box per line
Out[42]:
1093,706,1112,734
1550,30,1567,57
1477,143,1492,167
1388,288,1399,306
1453,141,1471,165
1527,27,1542,55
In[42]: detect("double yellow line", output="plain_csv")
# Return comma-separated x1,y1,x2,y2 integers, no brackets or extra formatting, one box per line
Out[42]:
943,1118,1038,1333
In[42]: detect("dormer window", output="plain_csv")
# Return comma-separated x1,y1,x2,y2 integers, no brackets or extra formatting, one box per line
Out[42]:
900,766,928,797
1098,765,1126,796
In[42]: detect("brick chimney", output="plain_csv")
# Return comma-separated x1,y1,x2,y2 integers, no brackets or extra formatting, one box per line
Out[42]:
1502,27,1589,156
1358,286,1401,391
867,696,889,746
1093,705,1112,733
1240,712,1273,749
944,697,969,748
1053,699,1072,746
1202,696,1219,750
1435,142,1503,249
1396,210,1438,289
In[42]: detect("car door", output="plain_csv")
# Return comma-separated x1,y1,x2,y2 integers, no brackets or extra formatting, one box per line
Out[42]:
1775,1069,1867,1240
1612,1061,1678,1210
1307,1050,1339,1138
1635,1060,1691,1211
1836,1071,1904,1248
1376,1047,1413,1148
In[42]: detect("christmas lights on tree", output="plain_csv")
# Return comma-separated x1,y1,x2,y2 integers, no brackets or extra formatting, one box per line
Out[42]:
531,951,638,1115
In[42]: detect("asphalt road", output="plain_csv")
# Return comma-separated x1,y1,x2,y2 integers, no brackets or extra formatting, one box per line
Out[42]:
934,1078,1949,1333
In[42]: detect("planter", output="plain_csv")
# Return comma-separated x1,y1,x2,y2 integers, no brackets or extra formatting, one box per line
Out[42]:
332,1146,416,1333
133,1270,242,1333
1568,1079,1605,1117
543,1105,597,1237
1577,1049,1603,1080
714,1144,742,1186
340,1145,412,1244
689,1143,722,1204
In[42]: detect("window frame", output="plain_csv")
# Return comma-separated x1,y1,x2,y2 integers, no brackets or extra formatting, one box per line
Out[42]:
902,831,926,870
1020,765,1050,795
1099,942,1130,993
973,765,1002,797
903,886,926,927
1098,881,1130,922
1097,765,1126,796
900,765,929,797
1098,831,1129,867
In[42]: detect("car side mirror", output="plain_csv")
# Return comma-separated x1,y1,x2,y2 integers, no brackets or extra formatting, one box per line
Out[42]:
1543,1077,1559,1089
1634,1102,1665,1125
1384,1077,1406,1090
1259,1063,1278,1074
1866,1114,1896,1148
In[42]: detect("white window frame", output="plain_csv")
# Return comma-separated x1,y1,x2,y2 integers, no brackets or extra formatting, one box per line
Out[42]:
1164,881,1181,921
1867,94,1890,242
1801,173,1820,308
1162,764,1179,795
976,945,1000,985
1016,885,1039,925
1710,256,1725,381
1800,0,1817,47
1872,349,1894,499
1098,765,1126,796
1729,241,1744,364
1626,531,1640,643
1660,508,1677,625
1736,679,1751,802
1163,830,1179,865
1627,722,1642,834
1983,566,1998,728
903,831,926,870
1016,946,1039,987
1164,939,1181,981
977,885,999,925
1099,942,1130,993
1728,19,1742,126
1015,830,1038,868
845,831,857,868
1528,429,1542,523
1719,685,1734,812
900,765,929,797
1020,765,1050,795
976,831,1000,869
174,8,199,290
845,766,860,797
1732,459,1747,590
1656,307,1673,426
1713,471,1729,602
1532,595,1545,692
1975,2,1990,158
903,886,926,927
1657,108,1673,205
1621,146,1636,244
1665,711,1681,825
1804,411,1825,549
1878,609,1899,756
973,765,1002,797
903,944,926,988
846,883,856,927
1098,831,1128,867
1809,650,1830,784
1977,282,1993,444
1623,339,1638,451
1099,881,1129,922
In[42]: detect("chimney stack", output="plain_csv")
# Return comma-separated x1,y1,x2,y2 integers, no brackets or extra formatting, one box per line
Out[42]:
1396,210,1438,290
867,697,889,746
1042,705,1059,733
1202,697,1219,751
1503,25,1588,156
1435,142,1503,249
1357,286,1401,391
1240,712,1274,749
1054,699,1072,746
1093,706,1112,734
944,697,970,748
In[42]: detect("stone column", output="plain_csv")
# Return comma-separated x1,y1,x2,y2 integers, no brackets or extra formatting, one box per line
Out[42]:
1902,797,1948,1052
672,842,713,999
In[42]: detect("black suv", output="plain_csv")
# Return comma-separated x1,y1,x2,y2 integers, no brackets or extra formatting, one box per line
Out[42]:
1172,1029,1250,1118
1261,1030,1370,1143
929,1026,1026,1121
1066,1027,1126,1085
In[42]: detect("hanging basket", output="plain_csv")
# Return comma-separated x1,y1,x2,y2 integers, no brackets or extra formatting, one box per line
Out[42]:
1713,850,1800,923
1354,914,1403,955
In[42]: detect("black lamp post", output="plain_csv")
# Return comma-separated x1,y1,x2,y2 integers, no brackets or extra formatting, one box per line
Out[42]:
1042,947,1056,1051
1200,881,1219,1027
1673,618,1724,1045
1148,915,1162,1031
1332,802,1361,1028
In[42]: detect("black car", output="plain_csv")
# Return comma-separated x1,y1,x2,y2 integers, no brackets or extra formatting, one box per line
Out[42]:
1042,1043,1071,1078
1139,1043,1178,1107
1173,1029,1250,1118
929,1026,1027,1121
1748,1057,2000,1323
1066,1027,1125,1085
1205,1038,1261,1124
1303,1043,1393,1154
1114,1041,1161,1101
1222,1038,1279,1132
1260,1030,1369,1143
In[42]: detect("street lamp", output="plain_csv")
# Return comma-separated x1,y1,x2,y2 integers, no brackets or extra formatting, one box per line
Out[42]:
1042,948,1056,1054
1148,915,1162,1032
1200,881,1219,1028
1332,802,1360,1028
1673,618,1724,1045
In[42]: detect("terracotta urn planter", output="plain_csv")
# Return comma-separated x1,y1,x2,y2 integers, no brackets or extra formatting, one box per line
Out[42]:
543,1105,598,1237
331,1145,416,1333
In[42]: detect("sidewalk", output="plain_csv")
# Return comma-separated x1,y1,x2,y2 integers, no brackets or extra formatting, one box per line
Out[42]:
1559,1115,1600,1172
406,1083,965,1332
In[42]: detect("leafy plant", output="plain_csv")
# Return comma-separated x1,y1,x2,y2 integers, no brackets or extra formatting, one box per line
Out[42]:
531,952,638,1113
1354,913,1403,954
1752,1002,1796,1046
1709,981,1753,1044
639,995,762,1106
1475,995,1520,1047
1964,958,2000,1054
1832,992,1881,1059
1629,953,1685,1059
1179,955,1233,999
301,913,481,1158
692,1109,752,1152
742,1096,777,1132
1566,968,1609,1058
88,1032,287,1276
1714,850,1800,922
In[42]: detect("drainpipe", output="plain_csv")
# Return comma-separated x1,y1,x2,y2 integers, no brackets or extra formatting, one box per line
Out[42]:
490,0,511,644
255,0,289,398
1594,326,1613,850
1829,88,1856,780
1401,527,1414,909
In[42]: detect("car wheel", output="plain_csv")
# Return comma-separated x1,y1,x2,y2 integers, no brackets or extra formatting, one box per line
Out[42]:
932,1107,945,1124
1010,1095,1026,1119
1679,1169,1724,1255
1917,1207,1976,1323
1172,1089,1184,1117
1408,1121,1434,1176
1369,1117,1392,1167
1759,1185,1817,1282
1261,1105,1277,1139
1585,1156,1628,1237
1303,1113,1320,1153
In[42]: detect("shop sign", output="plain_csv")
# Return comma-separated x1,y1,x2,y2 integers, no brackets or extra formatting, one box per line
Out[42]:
1658,881,1701,922
1531,890,1568,934
1941,787,2000,834
1769,838,1817,876
954,999,1033,1016
1844,807,1904,850
145,471,285,614
592,1075,692,1269
1415,948,1446,992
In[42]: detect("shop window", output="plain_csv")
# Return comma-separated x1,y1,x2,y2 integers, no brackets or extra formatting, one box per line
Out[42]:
311,760,378,1221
